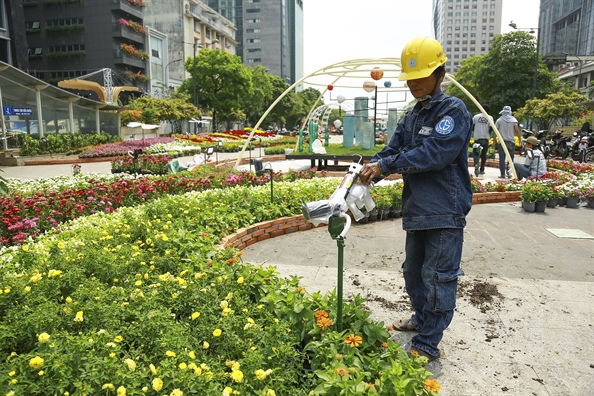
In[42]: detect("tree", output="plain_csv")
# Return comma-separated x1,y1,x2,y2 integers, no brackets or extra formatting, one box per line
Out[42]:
179,49,252,131
240,65,273,127
474,31,559,113
259,75,297,130
120,95,199,132
444,56,483,114
515,91,589,131
285,87,324,130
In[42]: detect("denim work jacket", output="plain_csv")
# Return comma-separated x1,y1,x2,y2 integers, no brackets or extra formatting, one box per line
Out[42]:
370,90,473,231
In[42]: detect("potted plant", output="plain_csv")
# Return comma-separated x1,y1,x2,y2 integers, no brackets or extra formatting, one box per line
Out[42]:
561,184,583,208
520,182,538,212
373,188,392,220
583,186,594,209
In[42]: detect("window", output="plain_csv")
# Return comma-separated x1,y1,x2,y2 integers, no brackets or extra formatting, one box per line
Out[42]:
49,44,85,53
247,48,261,53
246,28,260,33
247,18,260,23
455,40,460,44
47,18,83,27
26,21,40,29
246,8,260,13
247,58,261,63
151,49,160,58
447,33,452,38
246,0,260,2
447,40,452,45
246,38,261,43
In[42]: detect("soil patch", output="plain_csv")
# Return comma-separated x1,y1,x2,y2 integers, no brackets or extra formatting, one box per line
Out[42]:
457,279,505,312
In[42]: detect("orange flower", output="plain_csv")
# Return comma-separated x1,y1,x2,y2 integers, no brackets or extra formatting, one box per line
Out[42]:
424,379,441,392
225,258,237,265
344,334,363,348
316,317,332,330
314,310,328,320
334,368,349,377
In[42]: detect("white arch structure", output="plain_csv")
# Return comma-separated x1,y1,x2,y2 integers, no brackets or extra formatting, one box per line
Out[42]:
233,58,516,178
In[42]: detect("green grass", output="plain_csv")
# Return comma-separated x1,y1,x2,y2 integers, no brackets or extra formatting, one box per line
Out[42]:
288,143,385,156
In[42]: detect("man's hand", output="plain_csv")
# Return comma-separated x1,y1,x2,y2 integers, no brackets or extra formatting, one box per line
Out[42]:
359,162,382,185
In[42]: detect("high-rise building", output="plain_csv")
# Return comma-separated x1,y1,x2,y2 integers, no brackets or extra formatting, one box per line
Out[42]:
432,0,503,72
539,0,593,57
207,0,304,87
539,0,594,93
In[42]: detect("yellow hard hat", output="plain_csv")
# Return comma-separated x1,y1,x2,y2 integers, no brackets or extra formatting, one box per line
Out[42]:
399,36,448,81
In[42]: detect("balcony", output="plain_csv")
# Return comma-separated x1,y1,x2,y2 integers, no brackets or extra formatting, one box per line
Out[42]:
113,50,146,69
111,0,144,19
113,24,145,44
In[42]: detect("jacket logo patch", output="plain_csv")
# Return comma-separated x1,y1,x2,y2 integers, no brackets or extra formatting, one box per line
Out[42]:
435,116,455,135
419,126,433,136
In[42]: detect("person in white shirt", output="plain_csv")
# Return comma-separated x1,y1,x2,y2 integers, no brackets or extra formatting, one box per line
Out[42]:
513,136,547,179
471,104,493,177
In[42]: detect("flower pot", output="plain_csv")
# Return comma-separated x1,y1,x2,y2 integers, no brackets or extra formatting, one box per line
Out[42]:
535,201,546,213
546,198,557,208
566,197,579,208
368,209,378,221
559,197,567,206
379,208,391,220
522,201,536,212
589,200,594,209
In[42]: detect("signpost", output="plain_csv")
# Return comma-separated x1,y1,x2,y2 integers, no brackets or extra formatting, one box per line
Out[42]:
3,107,33,117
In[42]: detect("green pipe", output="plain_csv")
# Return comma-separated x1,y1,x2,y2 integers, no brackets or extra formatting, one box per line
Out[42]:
336,237,344,332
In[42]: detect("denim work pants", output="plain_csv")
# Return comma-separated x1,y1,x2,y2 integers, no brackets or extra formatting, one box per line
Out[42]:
403,228,464,357
472,138,489,172
498,141,516,176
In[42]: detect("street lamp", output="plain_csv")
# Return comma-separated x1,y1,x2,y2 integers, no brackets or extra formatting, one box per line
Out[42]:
216,139,222,165
164,59,182,85
193,42,203,133
562,52,583,91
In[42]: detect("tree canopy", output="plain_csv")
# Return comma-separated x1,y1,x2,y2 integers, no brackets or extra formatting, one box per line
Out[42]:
120,94,199,132
515,91,589,131
446,31,560,115
179,49,252,130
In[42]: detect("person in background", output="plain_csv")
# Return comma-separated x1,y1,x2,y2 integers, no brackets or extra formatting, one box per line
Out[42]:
358,36,472,363
494,106,521,178
471,104,493,177
513,136,547,179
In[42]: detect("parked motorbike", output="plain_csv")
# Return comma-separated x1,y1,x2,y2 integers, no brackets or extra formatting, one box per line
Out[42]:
520,129,549,158
570,130,594,162
550,129,571,159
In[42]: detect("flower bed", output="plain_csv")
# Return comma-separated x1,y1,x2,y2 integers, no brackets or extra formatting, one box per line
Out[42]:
0,180,438,395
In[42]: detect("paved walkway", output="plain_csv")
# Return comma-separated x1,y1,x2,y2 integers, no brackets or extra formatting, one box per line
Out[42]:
2,141,593,395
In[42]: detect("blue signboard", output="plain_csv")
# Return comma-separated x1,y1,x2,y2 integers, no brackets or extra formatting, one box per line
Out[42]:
3,107,33,116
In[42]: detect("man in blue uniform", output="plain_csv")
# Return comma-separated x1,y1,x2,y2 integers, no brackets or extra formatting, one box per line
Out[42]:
359,36,473,362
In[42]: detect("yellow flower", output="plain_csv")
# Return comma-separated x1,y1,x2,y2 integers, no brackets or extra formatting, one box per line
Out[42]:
135,280,142,286
188,351,195,359
38,370,44,376
344,334,363,348
220,300,228,309
222,387,232,396
74,311,84,323
109,353,116,358
124,358,136,372
193,367,202,376
23,286,31,293
29,356,44,369
117,386,126,396
213,329,222,337
8,371,15,376
237,276,244,284
266,390,276,396
29,273,42,283
38,333,50,343
166,350,176,357
191,312,200,320
179,362,187,370
424,379,441,392
22,245,29,251
152,378,163,391
47,269,62,278
114,335,123,343
254,368,272,380
149,364,157,375
65,296,72,303
231,369,244,383
203,341,210,349
57,242,65,249
170,389,183,396
102,384,115,390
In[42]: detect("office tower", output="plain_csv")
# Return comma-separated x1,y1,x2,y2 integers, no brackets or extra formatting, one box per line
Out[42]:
432,0,503,72
208,0,304,86
539,0,593,57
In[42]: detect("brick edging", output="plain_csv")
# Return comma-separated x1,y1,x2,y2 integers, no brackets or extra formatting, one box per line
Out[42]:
218,190,521,251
